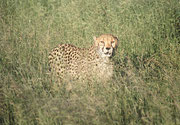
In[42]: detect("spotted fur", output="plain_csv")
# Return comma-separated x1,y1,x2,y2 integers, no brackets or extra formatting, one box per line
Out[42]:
48,34,118,82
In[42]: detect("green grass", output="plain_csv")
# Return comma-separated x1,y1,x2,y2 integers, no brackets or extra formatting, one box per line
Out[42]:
0,0,180,124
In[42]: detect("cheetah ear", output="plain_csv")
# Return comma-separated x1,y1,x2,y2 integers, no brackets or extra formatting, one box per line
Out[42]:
114,36,118,41
113,36,118,48
93,36,98,46
93,36,97,41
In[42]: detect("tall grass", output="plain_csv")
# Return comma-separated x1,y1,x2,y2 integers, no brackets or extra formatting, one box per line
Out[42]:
0,0,180,124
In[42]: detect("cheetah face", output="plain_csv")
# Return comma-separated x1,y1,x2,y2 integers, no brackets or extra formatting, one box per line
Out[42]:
94,34,118,58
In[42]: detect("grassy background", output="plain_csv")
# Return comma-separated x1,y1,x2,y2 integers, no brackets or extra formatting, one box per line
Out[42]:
0,0,180,124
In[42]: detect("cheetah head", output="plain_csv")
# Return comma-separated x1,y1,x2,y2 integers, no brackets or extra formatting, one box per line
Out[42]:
94,34,118,58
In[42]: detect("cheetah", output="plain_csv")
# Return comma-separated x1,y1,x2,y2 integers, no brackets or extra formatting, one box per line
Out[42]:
48,34,118,82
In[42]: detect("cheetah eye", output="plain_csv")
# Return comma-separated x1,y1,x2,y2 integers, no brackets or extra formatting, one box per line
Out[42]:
111,41,115,43
100,41,104,44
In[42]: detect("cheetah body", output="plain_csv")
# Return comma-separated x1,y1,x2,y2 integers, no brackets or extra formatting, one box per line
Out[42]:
48,34,118,82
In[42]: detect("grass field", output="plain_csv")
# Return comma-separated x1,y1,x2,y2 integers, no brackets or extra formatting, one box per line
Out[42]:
0,0,180,124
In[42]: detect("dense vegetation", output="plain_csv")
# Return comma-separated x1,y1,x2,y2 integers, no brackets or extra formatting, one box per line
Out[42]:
0,0,180,124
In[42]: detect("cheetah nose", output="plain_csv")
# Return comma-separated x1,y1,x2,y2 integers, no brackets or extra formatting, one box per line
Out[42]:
106,47,111,50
